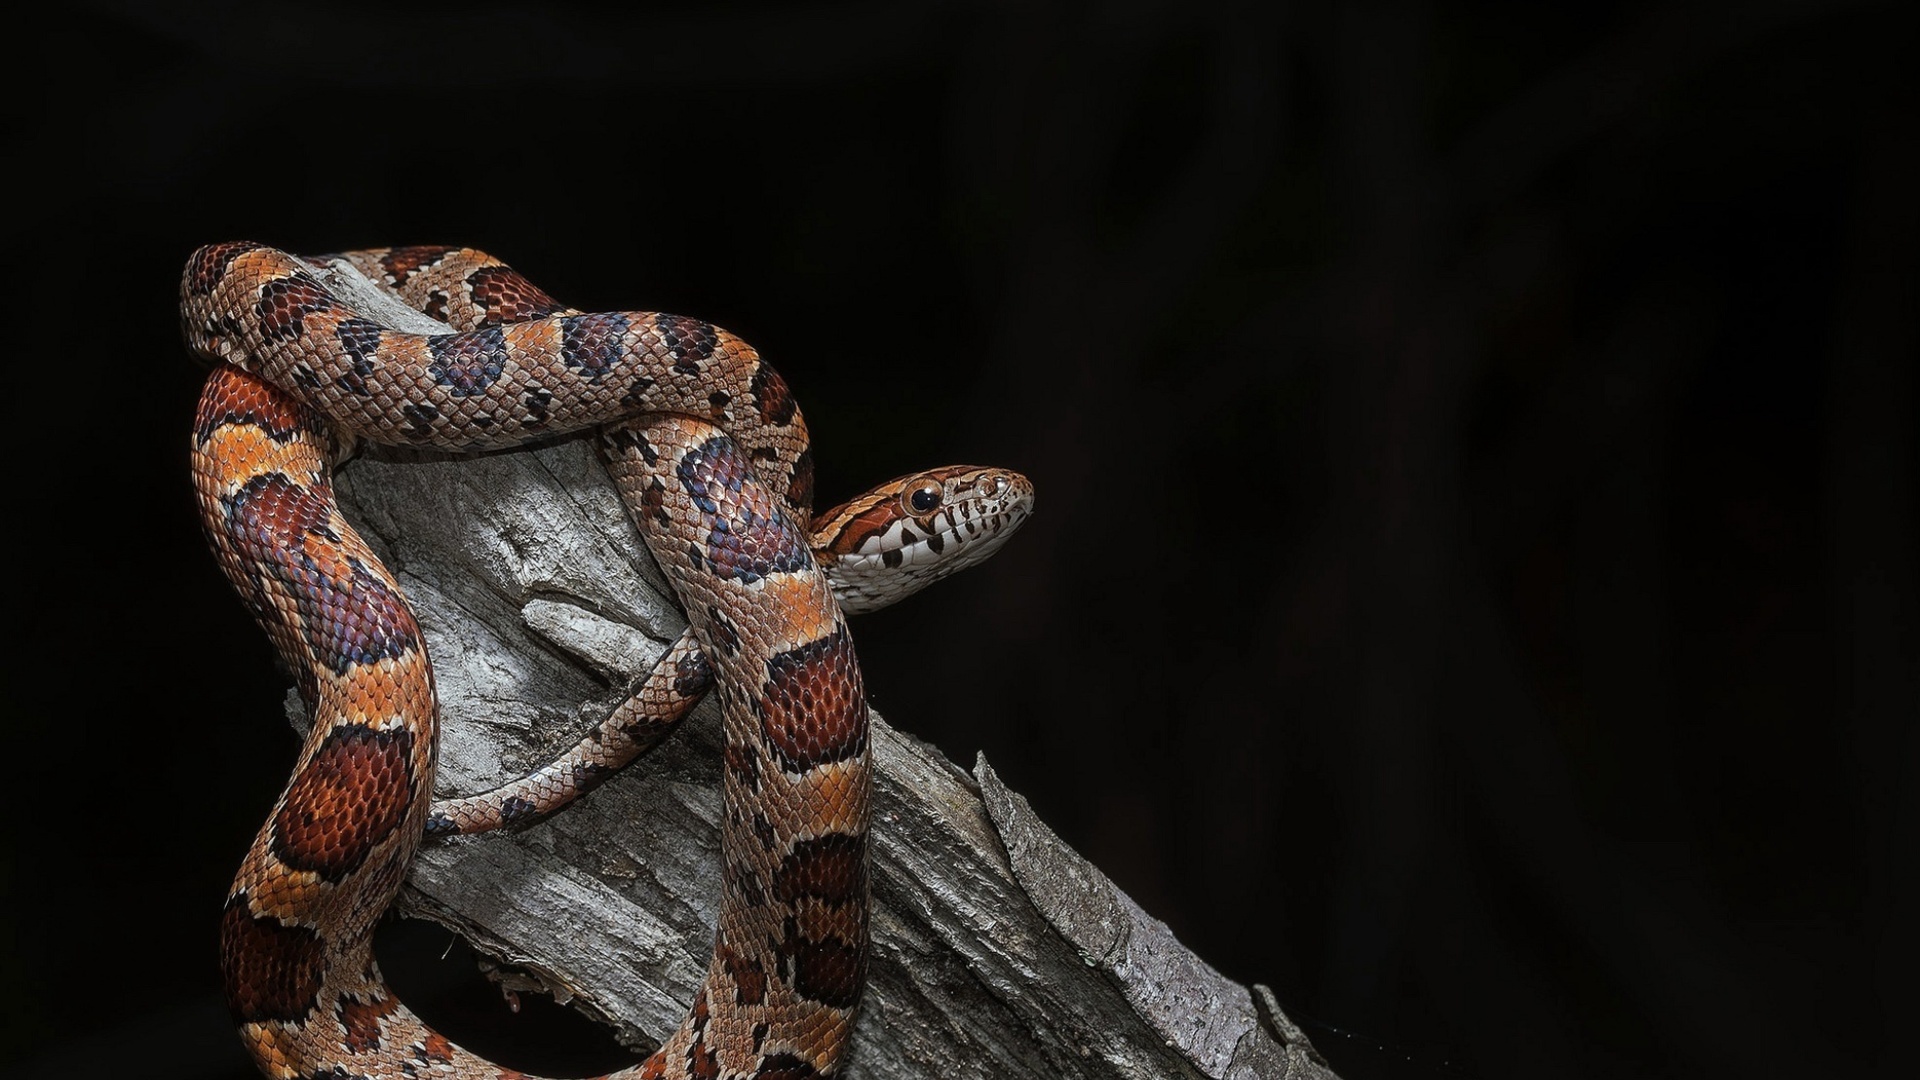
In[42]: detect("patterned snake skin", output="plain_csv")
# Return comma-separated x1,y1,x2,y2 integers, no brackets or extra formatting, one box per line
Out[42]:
298,247,1031,839
183,242,1033,1079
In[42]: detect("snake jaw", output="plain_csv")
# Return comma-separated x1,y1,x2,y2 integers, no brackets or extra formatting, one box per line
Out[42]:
817,467,1034,614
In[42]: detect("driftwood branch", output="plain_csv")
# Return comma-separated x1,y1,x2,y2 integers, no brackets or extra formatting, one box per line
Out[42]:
290,261,1335,1078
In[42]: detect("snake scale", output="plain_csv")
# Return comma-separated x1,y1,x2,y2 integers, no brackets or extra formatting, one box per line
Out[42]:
183,242,1033,1079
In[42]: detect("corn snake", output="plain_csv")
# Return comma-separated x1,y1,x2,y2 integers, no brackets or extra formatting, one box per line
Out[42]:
183,242,1031,1079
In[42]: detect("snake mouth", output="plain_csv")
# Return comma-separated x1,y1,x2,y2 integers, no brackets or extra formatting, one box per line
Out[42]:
822,491,1033,614
892,478,1034,567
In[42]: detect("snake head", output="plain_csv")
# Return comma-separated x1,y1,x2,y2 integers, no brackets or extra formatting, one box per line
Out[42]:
813,466,1035,615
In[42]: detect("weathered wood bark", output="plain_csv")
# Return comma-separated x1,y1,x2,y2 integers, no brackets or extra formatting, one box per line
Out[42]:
301,439,1334,1080
285,257,1336,1078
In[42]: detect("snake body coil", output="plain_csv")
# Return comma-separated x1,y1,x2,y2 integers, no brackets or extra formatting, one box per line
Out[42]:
185,243,1032,1079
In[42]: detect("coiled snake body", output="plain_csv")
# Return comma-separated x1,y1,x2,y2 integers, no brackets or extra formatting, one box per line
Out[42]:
184,243,1032,1079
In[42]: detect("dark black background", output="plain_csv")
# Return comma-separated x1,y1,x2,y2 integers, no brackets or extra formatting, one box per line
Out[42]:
4,3,1911,1078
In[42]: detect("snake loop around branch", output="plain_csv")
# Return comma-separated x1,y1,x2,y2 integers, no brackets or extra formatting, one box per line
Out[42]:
186,242,1032,1079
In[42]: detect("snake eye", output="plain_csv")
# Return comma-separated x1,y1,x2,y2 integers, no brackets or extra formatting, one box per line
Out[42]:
904,480,942,516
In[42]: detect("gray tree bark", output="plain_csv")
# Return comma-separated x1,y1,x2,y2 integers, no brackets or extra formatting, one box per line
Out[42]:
291,258,1338,1079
